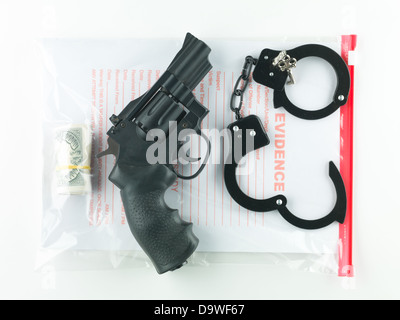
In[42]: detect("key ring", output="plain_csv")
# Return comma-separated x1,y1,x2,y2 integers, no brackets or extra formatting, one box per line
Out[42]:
225,45,350,230
253,44,351,120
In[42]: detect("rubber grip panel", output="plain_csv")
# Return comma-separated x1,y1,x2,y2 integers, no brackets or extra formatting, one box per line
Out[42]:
113,164,199,274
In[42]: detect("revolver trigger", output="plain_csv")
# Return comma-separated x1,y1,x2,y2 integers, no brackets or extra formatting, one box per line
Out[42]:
184,150,201,163
170,132,211,180
177,142,201,164
96,137,119,158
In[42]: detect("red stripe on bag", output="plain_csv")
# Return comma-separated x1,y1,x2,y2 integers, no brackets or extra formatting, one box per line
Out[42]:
338,35,357,277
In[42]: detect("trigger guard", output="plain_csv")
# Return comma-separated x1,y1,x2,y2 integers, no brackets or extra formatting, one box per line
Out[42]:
169,131,211,180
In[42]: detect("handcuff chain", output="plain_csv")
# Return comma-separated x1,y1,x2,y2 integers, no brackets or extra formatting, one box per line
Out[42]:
230,56,257,120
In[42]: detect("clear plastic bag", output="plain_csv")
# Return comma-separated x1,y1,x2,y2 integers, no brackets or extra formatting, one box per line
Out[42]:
37,35,356,277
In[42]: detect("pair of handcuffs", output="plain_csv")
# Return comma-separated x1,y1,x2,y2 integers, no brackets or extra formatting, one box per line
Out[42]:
224,44,350,230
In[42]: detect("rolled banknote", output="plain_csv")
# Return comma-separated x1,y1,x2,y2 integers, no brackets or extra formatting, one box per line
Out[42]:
54,124,92,195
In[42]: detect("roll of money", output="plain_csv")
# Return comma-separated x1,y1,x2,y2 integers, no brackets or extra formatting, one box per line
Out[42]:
54,124,92,195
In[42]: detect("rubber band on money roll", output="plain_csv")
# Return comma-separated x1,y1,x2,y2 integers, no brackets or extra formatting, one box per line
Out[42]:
56,165,91,171
54,124,92,195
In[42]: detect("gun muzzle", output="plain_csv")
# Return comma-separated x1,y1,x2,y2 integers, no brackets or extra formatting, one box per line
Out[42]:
167,33,212,90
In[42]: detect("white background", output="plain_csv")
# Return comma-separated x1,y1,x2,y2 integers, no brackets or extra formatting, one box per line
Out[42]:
1,0,399,300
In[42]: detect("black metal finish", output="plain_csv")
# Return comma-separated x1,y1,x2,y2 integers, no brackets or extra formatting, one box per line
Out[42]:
224,115,287,212
223,115,347,230
97,33,212,274
253,44,350,120
277,161,347,230
230,56,258,120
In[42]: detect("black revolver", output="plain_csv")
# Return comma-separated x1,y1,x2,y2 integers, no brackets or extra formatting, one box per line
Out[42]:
97,33,212,274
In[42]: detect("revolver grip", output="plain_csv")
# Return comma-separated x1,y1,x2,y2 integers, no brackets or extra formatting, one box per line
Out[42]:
111,163,199,274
